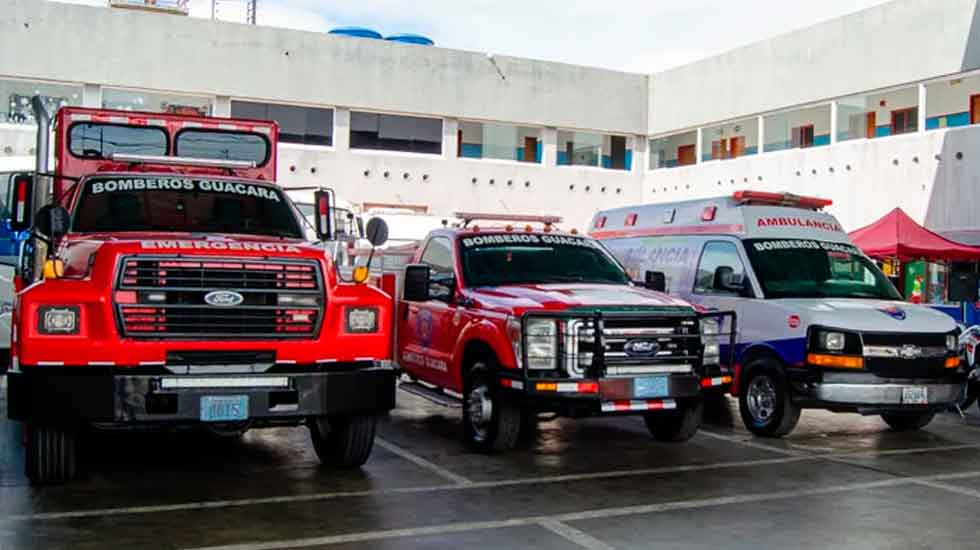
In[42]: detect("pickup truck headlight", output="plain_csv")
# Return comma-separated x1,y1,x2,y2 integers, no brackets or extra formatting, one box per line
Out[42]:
38,306,80,335
700,318,720,365
345,307,379,333
948,334,959,353
526,318,558,370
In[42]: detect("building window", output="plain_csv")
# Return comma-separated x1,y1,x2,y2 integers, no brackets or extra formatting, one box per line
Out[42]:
838,87,917,141
649,131,697,169
763,105,830,152
890,107,918,135
925,74,980,130
1,79,82,125
231,101,333,146
701,118,758,162
350,112,442,154
103,88,212,116
558,131,631,170
458,121,540,162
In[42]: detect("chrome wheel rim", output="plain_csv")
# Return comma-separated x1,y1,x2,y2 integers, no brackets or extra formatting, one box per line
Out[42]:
467,384,493,441
747,376,777,424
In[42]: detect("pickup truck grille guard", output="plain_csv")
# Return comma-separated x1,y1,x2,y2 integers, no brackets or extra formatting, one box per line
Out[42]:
518,310,737,380
114,255,325,340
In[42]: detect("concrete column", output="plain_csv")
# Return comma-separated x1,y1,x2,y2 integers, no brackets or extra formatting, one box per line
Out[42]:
632,135,648,173
918,83,927,132
695,128,703,164
333,108,350,152
542,127,558,167
443,118,459,159
81,84,101,108
830,101,839,144
212,96,231,118
757,116,765,154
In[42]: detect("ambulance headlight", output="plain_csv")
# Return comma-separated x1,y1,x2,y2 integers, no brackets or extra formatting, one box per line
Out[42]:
526,318,558,370
948,334,959,353
38,306,80,335
818,331,847,352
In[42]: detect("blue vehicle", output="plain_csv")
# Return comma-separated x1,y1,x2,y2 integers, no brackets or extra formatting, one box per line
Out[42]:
0,157,35,372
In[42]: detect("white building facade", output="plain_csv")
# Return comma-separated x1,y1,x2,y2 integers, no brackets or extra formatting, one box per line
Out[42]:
1,0,979,236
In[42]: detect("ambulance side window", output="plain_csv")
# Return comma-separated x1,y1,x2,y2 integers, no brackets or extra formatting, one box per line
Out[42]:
694,241,749,296
420,237,455,301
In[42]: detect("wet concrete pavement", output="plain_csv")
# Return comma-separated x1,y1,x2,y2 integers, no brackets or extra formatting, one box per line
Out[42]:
2,376,980,550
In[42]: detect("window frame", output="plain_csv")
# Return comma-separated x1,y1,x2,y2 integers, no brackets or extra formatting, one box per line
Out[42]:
67,122,170,161
692,240,752,297
349,111,444,156
174,127,272,167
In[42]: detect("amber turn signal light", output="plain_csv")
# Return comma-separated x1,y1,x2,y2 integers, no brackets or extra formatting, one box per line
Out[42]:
806,353,864,369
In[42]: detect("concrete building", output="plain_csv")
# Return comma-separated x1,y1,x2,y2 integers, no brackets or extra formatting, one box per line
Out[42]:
1,0,979,237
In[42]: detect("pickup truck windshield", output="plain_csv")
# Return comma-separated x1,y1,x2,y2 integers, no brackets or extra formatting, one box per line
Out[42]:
72,176,303,238
460,234,630,287
744,239,901,300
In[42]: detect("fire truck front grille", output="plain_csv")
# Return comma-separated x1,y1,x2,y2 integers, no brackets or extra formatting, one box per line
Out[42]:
115,257,323,339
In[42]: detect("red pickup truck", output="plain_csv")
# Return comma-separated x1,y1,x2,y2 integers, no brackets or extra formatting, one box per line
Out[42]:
389,214,733,451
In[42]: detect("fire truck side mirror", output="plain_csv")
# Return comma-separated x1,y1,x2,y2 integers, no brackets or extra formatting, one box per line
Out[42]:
313,190,334,241
9,173,35,232
35,205,70,241
403,264,431,302
644,270,666,292
365,217,389,247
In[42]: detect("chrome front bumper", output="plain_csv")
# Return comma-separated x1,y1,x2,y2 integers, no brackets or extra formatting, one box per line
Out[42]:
814,382,962,406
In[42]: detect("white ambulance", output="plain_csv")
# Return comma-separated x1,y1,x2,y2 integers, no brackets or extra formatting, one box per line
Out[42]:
592,191,964,437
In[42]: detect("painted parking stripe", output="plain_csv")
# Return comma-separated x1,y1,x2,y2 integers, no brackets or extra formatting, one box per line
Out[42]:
537,519,618,550
180,470,980,550
697,430,803,457
5,443,980,522
375,438,473,486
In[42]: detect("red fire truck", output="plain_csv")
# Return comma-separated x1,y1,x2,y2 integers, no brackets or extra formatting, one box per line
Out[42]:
385,213,733,451
6,102,394,484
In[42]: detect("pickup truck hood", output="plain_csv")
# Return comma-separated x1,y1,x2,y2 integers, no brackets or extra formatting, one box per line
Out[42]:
771,298,956,333
466,283,693,316
59,232,325,277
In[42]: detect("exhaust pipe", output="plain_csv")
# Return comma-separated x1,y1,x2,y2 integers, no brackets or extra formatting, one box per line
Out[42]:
30,95,51,204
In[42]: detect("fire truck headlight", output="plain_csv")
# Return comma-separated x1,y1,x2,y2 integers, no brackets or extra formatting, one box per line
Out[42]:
526,318,558,370
38,306,80,335
345,307,379,333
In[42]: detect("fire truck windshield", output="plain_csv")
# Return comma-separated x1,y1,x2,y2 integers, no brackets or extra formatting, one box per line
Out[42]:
460,234,630,287
71,176,304,239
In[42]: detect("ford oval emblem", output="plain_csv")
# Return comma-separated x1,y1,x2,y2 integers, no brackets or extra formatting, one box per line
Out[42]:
204,290,245,307
624,339,660,357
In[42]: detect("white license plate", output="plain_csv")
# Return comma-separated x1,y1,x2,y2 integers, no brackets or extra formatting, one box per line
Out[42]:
901,387,928,405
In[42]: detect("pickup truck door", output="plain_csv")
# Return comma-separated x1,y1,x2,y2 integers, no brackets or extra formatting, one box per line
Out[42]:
399,236,459,390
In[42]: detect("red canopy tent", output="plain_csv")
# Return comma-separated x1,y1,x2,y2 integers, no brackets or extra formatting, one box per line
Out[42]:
849,208,980,261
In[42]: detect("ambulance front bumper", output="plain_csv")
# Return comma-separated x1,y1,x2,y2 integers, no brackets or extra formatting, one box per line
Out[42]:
812,382,962,407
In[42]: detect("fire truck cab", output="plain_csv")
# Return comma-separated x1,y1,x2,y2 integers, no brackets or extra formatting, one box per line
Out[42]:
390,213,733,451
5,104,395,484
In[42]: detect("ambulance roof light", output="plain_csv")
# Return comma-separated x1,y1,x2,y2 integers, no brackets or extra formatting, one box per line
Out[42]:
732,190,833,210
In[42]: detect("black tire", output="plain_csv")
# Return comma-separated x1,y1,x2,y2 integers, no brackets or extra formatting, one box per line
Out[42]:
881,411,935,431
309,414,378,468
738,360,801,438
25,424,77,485
644,400,702,442
463,363,522,453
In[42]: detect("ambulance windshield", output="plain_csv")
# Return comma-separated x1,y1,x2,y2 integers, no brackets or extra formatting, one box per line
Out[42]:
744,239,901,300
72,176,304,238
460,234,630,287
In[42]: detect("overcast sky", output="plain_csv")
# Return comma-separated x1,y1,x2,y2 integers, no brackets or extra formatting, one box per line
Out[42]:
60,0,895,73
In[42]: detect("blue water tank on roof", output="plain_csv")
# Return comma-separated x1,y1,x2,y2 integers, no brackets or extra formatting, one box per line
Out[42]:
329,27,383,40
385,34,435,46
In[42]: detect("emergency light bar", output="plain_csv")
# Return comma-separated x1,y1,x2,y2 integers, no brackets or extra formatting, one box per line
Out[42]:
732,190,832,210
455,212,563,227
108,153,257,170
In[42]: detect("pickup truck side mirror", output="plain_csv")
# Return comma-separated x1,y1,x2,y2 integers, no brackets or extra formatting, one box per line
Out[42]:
8,173,34,232
644,270,667,292
35,205,70,241
313,190,334,241
403,264,431,302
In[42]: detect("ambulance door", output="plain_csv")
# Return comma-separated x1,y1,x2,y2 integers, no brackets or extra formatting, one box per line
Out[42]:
689,239,756,353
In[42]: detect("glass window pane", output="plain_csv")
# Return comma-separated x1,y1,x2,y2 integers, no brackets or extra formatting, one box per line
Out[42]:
351,112,442,154
837,86,918,141
103,88,211,116
230,101,333,146
0,79,82,124
421,237,454,272
175,130,270,165
558,131,630,170
763,105,831,152
459,121,540,163
695,242,747,295
69,123,168,159
926,74,980,130
701,118,758,162
649,131,697,169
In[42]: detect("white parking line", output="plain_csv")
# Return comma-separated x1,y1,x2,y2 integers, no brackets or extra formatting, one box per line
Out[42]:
374,438,473,486
538,519,618,550
7,443,980,522
697,430,803,457
180,470,980,550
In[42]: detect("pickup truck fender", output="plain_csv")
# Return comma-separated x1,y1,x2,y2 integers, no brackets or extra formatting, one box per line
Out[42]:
450,315,516,392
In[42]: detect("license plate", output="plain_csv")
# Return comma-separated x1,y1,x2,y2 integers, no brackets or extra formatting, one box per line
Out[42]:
901,387,928,405
200,395,249,422
634,376,669,398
